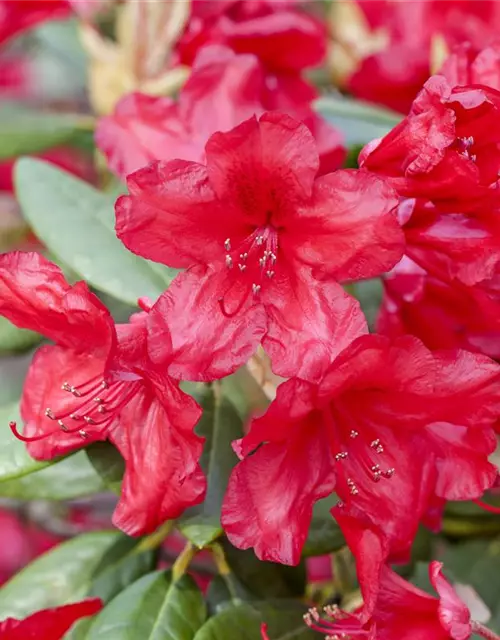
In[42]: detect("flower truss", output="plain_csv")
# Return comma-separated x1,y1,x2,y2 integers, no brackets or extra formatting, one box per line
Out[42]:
1,1,500,638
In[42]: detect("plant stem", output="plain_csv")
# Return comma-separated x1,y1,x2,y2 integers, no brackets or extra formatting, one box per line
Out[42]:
171,542,196,581
133,519,174,554
472,621,500,640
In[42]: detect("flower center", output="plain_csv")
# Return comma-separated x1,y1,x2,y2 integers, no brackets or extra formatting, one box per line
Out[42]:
304,605,370,639
454,135,477,162
10,374,142,443
323,405,396,502
218,225,279,316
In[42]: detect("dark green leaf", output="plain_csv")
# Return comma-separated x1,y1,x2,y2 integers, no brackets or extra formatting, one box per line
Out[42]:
64,617,95,640
0,450,106,500
15,159,177,306
206,575,252,616
193,602,316,640
0,532,119,619
351,279,383,330
0,317,41,354
86,441,125,494
86,570,206,639
180,387,243,548
0,102,94,160
0,402,50,482
303,495,345,557
315,95,401,146
222,540,306,599
440,538,500,615
87,536,157,604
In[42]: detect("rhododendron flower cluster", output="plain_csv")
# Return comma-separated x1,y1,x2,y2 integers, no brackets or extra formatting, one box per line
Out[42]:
1,0,500,637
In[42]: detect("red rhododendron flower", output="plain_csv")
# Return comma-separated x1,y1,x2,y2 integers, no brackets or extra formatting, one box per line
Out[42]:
361,73,500,290
117,112,403,381
0,252,206,536
378,257,500,359
0,0,70,46
177,0,326,102
221,334,500,566
343,0,500,112
305,561,472,640
440,41,500,90
96,45,344,179
0,598,102,639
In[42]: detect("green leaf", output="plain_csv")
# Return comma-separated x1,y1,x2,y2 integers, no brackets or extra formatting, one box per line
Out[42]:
0,102,94,160
64,617,95,640
315,95,401,146
0,449,106,500
15,158,177,306
0,531,119,619
193,602,316,640
0,317,41,354
221,540,306,599
0,402,50,482
441,538,500,615
87,536,157,604
86,570,206,639
86,441,125,495
179,387,243,548
303,496,345,557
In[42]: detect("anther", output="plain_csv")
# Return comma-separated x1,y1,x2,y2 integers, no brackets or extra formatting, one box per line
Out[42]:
370,439,380,448
238,264,246,272
98,406,106,414
252,284,261,295
350,430,358,438
384,468,395,478
266,270,274,278
45,408,55,419
269,252,277,264
256,236,264,245
224,238,231,251
259,257,266,267
94,397,103,404
239,253,248,261
79,429,88,439
61,381,71,392
101,381,109,389
225,255,233,268
84,416,96,424
58,420,69,432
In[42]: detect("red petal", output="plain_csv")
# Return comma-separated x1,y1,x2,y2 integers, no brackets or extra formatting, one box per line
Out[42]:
0,252,114,356
111,383,205,535
117,160,245,268
20,346,108,460
204,112,319,225
430,562,472,640
147,266,266,381
373,566,444,640
95,93,183,179
0,0,70,47
222,9,326,72
284,169,403,281
0,598,102,639
263,271,367,382
222,419,335,565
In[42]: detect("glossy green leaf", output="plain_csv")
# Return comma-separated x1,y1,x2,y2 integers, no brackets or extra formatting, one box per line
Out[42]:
86,441,125,494
441,538,500,618
0,102,94,160
179,388,243,548
315,95,401,146
222,540,306,599
87,536,157,604
0,402,50,482
0,449,106,500
15,159,177,306
86,570,206,639
0,532,119,619
193,602,316,640
0,317,41,354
